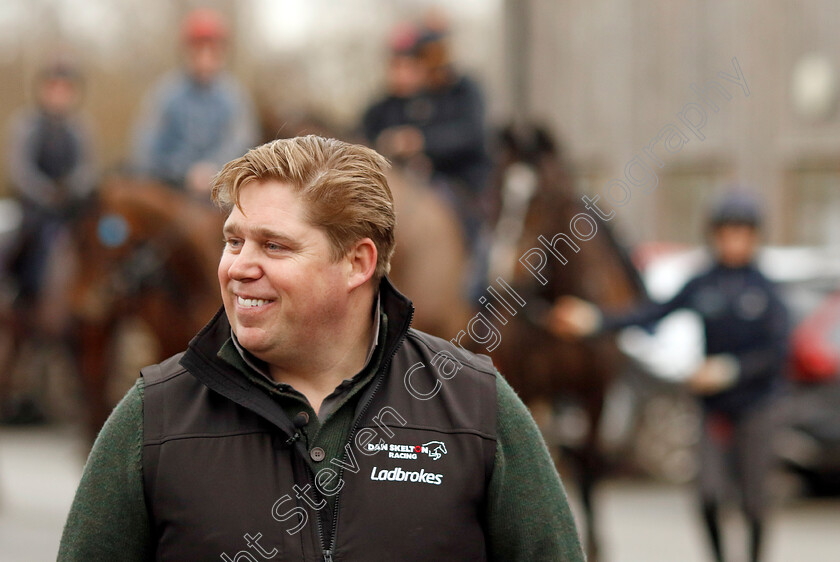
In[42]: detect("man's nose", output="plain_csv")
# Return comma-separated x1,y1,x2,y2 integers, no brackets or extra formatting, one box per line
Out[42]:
226,243,262,280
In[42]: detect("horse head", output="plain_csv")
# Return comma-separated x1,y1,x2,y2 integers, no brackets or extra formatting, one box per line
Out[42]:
67,177,224,333
498,123,558,166
490,124,574,285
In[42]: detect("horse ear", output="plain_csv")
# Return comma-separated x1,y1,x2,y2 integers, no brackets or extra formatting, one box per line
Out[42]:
496,126,517,156
535,127,558,156
497,123,562,162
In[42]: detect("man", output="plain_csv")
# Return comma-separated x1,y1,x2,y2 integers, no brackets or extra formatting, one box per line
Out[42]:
361,22,429,165
551,191,788,562
59,136,584,561
7,59,96,305
131,8,257,194
363,20,490,200
413,21,492,204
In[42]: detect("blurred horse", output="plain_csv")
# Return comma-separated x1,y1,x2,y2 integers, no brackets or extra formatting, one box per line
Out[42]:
388,168,473,338
0,198,80,423
487,125,646,560
67,178,223,437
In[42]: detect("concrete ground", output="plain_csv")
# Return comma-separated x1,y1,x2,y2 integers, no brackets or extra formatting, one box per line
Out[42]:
0,425,84,562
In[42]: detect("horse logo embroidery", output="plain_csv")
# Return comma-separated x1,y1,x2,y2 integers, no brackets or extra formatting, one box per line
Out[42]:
421,441,448,461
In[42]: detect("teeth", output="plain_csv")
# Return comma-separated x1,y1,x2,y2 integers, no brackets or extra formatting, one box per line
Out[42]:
238,296,269,308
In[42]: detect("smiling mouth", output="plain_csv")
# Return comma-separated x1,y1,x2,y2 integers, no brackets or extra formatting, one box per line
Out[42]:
237,296,272,308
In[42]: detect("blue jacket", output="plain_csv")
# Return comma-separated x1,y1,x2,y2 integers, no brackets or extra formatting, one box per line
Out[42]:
132,71,257,187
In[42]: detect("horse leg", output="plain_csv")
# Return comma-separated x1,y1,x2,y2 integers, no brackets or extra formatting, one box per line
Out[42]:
0,312,21,418
77,321,112,442
0,307,53,424
579,388,606,562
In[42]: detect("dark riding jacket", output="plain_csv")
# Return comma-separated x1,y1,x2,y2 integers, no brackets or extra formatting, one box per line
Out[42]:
142,279,498,561
603,262,789,416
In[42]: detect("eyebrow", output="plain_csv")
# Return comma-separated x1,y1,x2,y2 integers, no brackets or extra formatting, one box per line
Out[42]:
223,222,300,247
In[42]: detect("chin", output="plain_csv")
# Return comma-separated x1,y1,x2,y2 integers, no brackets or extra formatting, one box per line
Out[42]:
229,325,264,350
236,330,263,347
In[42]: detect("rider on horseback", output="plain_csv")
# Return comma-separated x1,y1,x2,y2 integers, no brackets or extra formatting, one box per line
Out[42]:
2,58,97,423
362,15,492,298
5,58,97,310
130,8,258,196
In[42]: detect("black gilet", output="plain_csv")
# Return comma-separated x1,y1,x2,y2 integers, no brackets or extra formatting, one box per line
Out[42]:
142,278,498,561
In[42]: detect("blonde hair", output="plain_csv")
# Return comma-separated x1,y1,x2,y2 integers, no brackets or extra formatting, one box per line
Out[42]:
212,135,395,281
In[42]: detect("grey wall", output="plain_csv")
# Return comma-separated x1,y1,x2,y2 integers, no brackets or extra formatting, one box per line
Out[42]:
505,0,840,246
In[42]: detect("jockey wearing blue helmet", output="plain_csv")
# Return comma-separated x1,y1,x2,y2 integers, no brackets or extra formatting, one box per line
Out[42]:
709,189,763,229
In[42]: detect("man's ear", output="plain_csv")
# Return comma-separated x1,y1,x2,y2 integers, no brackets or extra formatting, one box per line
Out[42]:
345,238,378,291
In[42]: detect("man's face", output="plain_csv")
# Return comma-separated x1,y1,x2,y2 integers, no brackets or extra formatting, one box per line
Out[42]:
387,55,426,98
39,78,78,115
186,39,225,83
712,223,759,267
218,180,352,366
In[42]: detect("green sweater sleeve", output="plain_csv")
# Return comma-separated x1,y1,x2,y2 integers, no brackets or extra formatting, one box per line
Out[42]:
57,377,152,561
485,373,585,561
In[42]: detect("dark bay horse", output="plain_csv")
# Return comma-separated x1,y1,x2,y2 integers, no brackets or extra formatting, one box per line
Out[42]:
487,125,646,560
0,198,84,423
67,178,224,437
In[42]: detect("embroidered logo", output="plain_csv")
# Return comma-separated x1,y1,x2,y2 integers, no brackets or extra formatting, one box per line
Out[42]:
421,441,447,460
366,440,448,461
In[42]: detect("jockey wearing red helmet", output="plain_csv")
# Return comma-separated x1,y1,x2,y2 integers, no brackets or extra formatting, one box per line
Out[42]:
181,8,228,45
130,7,257,193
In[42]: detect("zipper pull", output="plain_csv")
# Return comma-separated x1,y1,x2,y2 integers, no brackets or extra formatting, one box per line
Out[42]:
323,550,334,562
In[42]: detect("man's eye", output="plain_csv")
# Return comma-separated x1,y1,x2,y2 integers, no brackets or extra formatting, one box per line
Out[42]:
224,238,243,249
266,242,286,252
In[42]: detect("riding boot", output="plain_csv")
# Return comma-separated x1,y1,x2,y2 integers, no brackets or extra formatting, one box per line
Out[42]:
748,517,763,562
701,502,725,562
